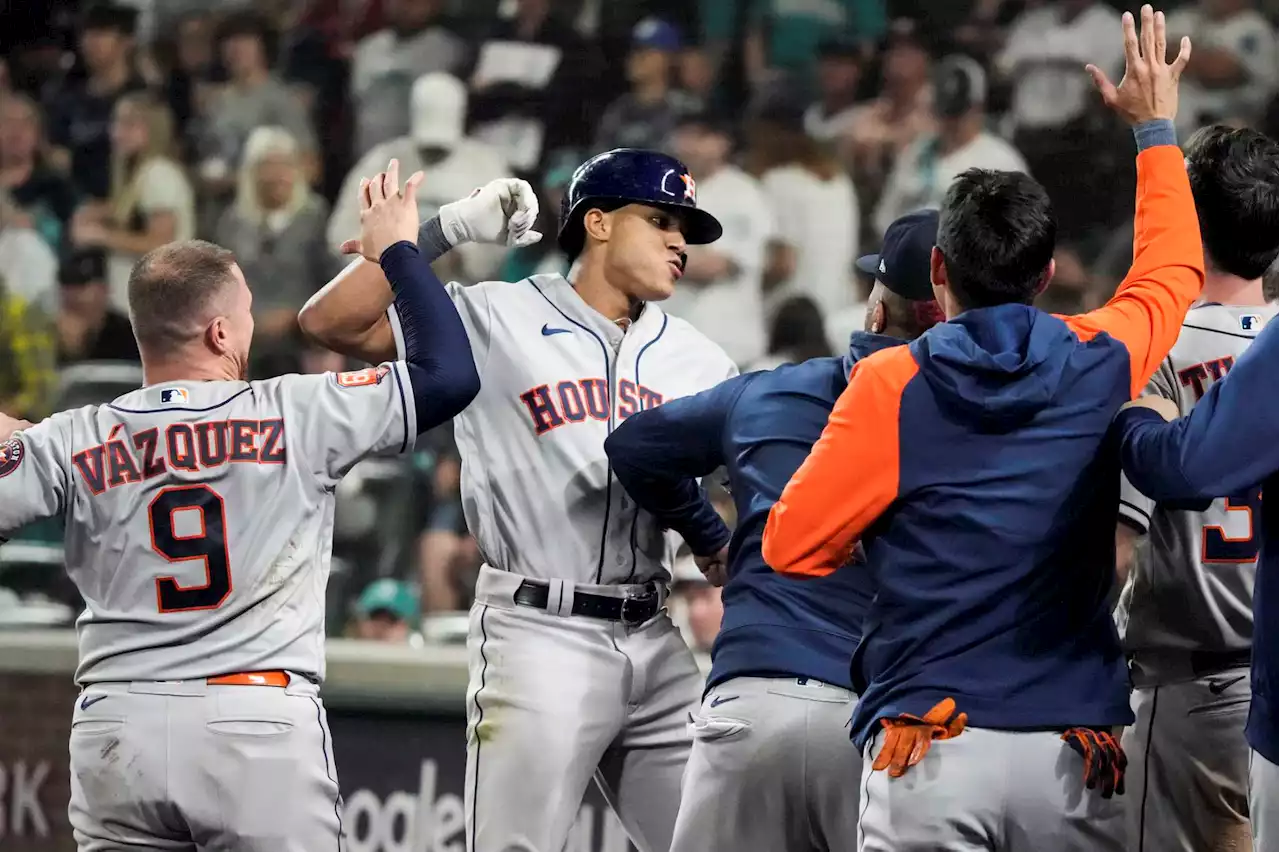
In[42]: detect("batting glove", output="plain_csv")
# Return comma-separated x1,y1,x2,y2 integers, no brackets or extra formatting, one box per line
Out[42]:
438,178,543,249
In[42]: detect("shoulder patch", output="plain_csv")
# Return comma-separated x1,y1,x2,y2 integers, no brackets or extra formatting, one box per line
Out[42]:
335,365,391,388
0,437,25,479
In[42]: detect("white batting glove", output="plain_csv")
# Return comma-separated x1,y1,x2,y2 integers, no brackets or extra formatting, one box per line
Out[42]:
438,178,543,249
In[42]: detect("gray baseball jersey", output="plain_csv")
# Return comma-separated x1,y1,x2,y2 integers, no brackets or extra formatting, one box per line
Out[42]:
0,364,416,685
1115,302,1275,852
1117,302,1278,655
389,272,736,852
387,272,738,584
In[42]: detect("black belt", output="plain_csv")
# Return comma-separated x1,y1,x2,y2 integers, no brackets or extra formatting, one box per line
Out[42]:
513,580,662,625
1190,649,1251,677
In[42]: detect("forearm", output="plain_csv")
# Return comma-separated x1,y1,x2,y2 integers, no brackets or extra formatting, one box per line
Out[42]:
611,460,730,557
101,223,172,255
299,216,453,363
379,241,479,430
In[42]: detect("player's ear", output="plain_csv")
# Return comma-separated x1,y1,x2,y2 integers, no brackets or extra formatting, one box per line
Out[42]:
206,316,231,356
930,247,951,315
582,208,611,245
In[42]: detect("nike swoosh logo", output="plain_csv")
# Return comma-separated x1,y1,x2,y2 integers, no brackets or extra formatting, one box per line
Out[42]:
80,694,107,710
541,324,571,336
1209,676,1246,695
709,695,738,708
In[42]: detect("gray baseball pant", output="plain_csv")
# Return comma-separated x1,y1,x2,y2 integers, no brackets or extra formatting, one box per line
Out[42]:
68,674,343,851
464,566,701,852
857,726,1126,851
669,676,861,852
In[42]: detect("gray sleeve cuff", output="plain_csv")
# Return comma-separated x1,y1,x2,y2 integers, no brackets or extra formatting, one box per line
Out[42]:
1133,119,1177,152
416,216,452,262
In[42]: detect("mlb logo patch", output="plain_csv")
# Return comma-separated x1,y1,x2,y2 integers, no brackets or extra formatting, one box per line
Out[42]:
160,387,190,405
335,365,391,388
0,437,24,479
1240,314,1263,331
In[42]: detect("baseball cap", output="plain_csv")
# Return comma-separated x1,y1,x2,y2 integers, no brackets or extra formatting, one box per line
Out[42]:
817,36,861,61
355,579,418,623
410,72,465,148
933,54,987,118
632,17,681,52
856,209,939,302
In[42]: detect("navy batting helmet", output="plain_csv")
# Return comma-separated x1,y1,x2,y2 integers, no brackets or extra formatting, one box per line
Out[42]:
557,148,723,257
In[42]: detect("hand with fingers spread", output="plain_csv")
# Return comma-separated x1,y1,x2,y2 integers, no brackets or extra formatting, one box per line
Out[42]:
1087,4,1191,126
352,158,426,262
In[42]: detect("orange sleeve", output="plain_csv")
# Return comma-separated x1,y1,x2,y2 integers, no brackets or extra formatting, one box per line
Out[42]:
1062,145,1204,398
762,347,919,578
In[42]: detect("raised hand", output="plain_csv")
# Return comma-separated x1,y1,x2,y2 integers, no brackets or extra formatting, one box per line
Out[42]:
348,159,426,261
1087,4,1191,126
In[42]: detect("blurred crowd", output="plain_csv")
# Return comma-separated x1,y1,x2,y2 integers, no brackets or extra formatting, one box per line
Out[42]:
0,0,1276,648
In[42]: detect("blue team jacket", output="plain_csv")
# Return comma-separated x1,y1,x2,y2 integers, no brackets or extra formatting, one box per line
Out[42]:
1116,315,1279,764
603,332,902,692
760,141,1205,749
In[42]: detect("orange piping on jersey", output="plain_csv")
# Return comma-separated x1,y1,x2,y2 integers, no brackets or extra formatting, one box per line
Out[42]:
763,347,919,578
1061,146,1205,398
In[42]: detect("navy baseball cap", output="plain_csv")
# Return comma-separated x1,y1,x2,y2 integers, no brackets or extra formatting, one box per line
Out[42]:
856,209,939,302
632,18,681,52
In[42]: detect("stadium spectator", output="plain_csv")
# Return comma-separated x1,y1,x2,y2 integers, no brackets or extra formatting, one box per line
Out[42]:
749,99,860,322
349,578,420,643
842,20,934,207
593,18,698,154
72,92,194,313
161,12,219,151
215,126,331,352
1167,0,1279,135
665,110,773,367
468,0,597,178
742,0,886,86
46,2,147,199
997,0,1123,137
748,294,834,371
197,12,316,196
0,190,59,314
0,269,57,421
55,248,139,366
328,73,509,284
0,94,77,253
349,0,469,156
417,442,478,614
670,555,723,654
873,55,1028,236
804,37,864,143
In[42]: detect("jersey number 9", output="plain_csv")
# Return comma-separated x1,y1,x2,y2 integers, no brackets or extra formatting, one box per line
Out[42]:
148,484,233,612
1202,490,1264,564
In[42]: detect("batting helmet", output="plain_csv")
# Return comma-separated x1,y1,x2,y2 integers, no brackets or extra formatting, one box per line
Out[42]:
557,148,723,257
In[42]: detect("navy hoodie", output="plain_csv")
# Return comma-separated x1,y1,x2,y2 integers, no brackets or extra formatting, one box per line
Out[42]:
762,138,1206,748
604,332,904,691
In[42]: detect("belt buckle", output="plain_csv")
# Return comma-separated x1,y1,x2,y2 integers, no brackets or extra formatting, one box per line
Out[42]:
620,589,658,625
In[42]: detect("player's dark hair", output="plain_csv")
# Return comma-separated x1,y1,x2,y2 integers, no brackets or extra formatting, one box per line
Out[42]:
936,169,1056,310
128,240,237,355
1184,125,1279,280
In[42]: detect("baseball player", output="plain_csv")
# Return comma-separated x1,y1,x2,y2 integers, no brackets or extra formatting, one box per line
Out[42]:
0,163,481,851
1115,125,1278,852
601,210,944,852
762,8,1201,851
299,150,737,852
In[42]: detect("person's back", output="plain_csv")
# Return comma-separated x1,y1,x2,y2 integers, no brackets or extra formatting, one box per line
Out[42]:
763,17,1204,848
0,167,480,851
40,371,404,684
604,208,946,852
